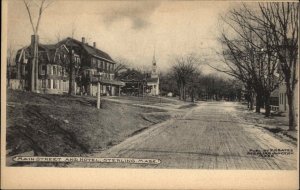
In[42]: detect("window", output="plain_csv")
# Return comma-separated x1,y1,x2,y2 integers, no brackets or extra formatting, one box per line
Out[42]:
53,79,57,89
101,61,104,69
47,79,51,88
47,65,51,75
75,57,80,64
91,58,97,67
63,67,67,77
111,64,115,71
110,74,114,80
104,62,107,71
42,79,46,88
58,66,62,76
97,60,101,68
22,65,26,75
63,80,67,91
40,65,46,75
53,66,57,75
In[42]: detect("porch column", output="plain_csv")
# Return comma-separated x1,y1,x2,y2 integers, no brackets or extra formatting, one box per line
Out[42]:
50,79,53,89
97,82,101,109
89,84,93,96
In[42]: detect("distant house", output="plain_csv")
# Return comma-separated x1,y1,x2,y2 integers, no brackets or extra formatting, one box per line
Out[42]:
118,53,160,96
15,41,70,93
277,51,298,115
117,69,149,96
13,36,124,96
278,70,298,114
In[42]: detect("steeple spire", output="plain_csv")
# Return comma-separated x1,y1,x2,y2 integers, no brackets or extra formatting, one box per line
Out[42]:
151,47,158,78
152,48,156,66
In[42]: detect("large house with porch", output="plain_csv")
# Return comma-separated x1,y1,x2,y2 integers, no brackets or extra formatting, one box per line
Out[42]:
13,36,124,96
117,53,160,96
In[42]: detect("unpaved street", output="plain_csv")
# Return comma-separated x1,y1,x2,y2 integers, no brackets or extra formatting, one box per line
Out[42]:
72,102,297,169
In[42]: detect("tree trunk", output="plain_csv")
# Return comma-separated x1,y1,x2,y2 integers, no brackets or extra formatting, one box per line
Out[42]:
286,84,296,130
30,35,37,92
250,98,254,110
35,37,39,92
191,87,194,102
177,82,180,100
17,62,21,80
68,50,75,95
183,86,185,101
255,93,261,113
264,92,271,117
249,93,254,110
7,63,11,88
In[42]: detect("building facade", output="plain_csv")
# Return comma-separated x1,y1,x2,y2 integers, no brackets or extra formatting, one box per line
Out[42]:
13,36,124,96
118,53,160,96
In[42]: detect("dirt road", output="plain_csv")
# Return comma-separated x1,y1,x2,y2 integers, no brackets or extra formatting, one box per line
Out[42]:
71,102,297,169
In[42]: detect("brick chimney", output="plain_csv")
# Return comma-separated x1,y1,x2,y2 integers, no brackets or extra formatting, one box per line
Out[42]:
82,37,85,44
93,42,96,48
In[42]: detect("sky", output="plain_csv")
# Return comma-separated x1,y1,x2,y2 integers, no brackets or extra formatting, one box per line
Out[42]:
7,0,235,74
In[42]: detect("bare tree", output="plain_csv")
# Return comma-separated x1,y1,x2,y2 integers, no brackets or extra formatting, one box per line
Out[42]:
172,54,201,101
55,30,62,42
7,45,16,87
113,57,129,78
68,23,78,95
256,3,298,129
23,0,52,92
215,4,283,117
224,2,298,129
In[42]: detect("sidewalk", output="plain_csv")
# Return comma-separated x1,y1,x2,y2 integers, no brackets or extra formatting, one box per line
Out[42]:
238,105,298,145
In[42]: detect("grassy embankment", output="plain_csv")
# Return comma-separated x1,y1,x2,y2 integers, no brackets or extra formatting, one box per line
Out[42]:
6,90,175,165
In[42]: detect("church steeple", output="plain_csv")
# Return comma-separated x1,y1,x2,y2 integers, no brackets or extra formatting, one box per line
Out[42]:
151,49,158,78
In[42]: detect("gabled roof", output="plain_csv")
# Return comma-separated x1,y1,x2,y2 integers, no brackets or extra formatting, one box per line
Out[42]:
59,37,115,64
16,43,57,63
39,44,58,62
16,37,115,65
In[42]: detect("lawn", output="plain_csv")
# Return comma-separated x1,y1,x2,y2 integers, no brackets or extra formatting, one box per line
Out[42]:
6,90,171,166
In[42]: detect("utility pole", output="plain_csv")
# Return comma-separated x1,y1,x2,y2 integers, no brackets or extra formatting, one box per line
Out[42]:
97,81,101,109
95,73,103,109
